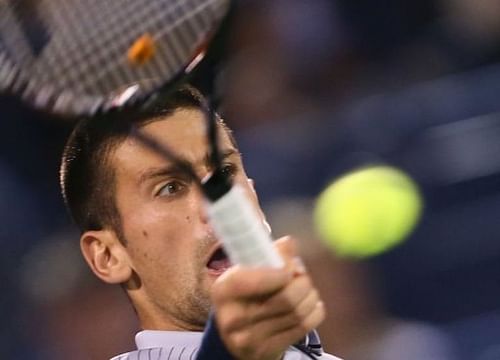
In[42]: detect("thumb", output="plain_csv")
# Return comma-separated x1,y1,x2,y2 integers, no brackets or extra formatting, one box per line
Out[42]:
273,236,306,276
273,235,298,261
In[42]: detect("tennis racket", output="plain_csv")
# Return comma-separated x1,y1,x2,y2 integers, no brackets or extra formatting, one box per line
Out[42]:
1,0,283,268
0,0,229,116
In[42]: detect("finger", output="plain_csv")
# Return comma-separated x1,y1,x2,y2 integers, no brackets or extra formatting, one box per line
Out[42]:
274,236,307,276
227,300,326,360
212,265,291,303
262,301,326,353
250,286,322,336
250,274,315,322
216,274,320,334
215,300,249,333
223,328,284,360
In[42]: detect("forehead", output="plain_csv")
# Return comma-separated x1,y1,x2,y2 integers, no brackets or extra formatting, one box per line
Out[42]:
111,108,236,173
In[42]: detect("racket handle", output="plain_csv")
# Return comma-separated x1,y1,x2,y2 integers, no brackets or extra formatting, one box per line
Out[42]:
206,184,284,268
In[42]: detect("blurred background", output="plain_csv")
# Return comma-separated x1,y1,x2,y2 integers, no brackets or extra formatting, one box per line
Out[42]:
2,0,500,359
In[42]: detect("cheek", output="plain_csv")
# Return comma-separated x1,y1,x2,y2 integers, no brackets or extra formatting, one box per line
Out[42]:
236,178,269,230
125,211,192,287
123,205,187,259
122,197,205,264
239,178,259,206
125,196,193,234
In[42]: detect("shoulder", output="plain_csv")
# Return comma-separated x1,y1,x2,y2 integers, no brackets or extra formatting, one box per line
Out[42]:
111,346,342,360
110,346,197,360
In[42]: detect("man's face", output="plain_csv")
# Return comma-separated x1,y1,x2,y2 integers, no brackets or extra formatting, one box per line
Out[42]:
110,108,263,331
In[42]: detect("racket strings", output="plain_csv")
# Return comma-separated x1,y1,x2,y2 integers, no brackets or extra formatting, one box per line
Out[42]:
0,51,19,92
54,0,165,84
40,0,190,95
36,0,224,96
0,3,36,67
0,0,230,115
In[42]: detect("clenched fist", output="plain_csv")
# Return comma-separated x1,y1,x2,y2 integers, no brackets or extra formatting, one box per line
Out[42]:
211,236,326,360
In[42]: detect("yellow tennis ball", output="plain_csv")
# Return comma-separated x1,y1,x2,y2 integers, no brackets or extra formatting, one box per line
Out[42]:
314,166,423,258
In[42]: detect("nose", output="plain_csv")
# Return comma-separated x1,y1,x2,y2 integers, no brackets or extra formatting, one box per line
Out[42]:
194,186,210,225
196,168,216,225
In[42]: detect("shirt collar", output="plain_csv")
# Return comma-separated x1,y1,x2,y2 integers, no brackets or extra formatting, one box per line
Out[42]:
135,330,204,349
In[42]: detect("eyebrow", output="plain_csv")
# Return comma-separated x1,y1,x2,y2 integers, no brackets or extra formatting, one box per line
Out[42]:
202,148,240,168
138,148,240,185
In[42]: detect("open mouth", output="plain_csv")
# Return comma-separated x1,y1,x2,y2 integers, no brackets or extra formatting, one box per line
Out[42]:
206,246,232,275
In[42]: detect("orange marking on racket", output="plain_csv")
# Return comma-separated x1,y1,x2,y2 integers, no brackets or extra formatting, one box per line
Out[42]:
127,33,155,66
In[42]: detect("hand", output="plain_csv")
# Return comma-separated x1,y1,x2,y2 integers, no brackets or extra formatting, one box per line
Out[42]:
211,236,326,360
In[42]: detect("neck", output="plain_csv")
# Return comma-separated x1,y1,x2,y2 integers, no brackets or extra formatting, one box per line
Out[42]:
129,292,206,331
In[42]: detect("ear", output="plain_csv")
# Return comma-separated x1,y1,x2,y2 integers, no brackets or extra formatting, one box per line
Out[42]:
80,230,132,284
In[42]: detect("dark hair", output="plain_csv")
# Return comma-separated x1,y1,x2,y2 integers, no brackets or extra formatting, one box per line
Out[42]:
60,85,211,238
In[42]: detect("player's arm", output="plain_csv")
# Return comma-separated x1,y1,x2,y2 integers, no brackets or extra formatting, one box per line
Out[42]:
210,236,326,360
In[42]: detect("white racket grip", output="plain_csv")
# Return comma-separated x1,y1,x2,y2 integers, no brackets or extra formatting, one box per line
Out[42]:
206,185,284,268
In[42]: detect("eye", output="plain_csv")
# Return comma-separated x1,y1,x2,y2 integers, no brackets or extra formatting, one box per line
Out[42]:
221,163,237,178
157,180,186,197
